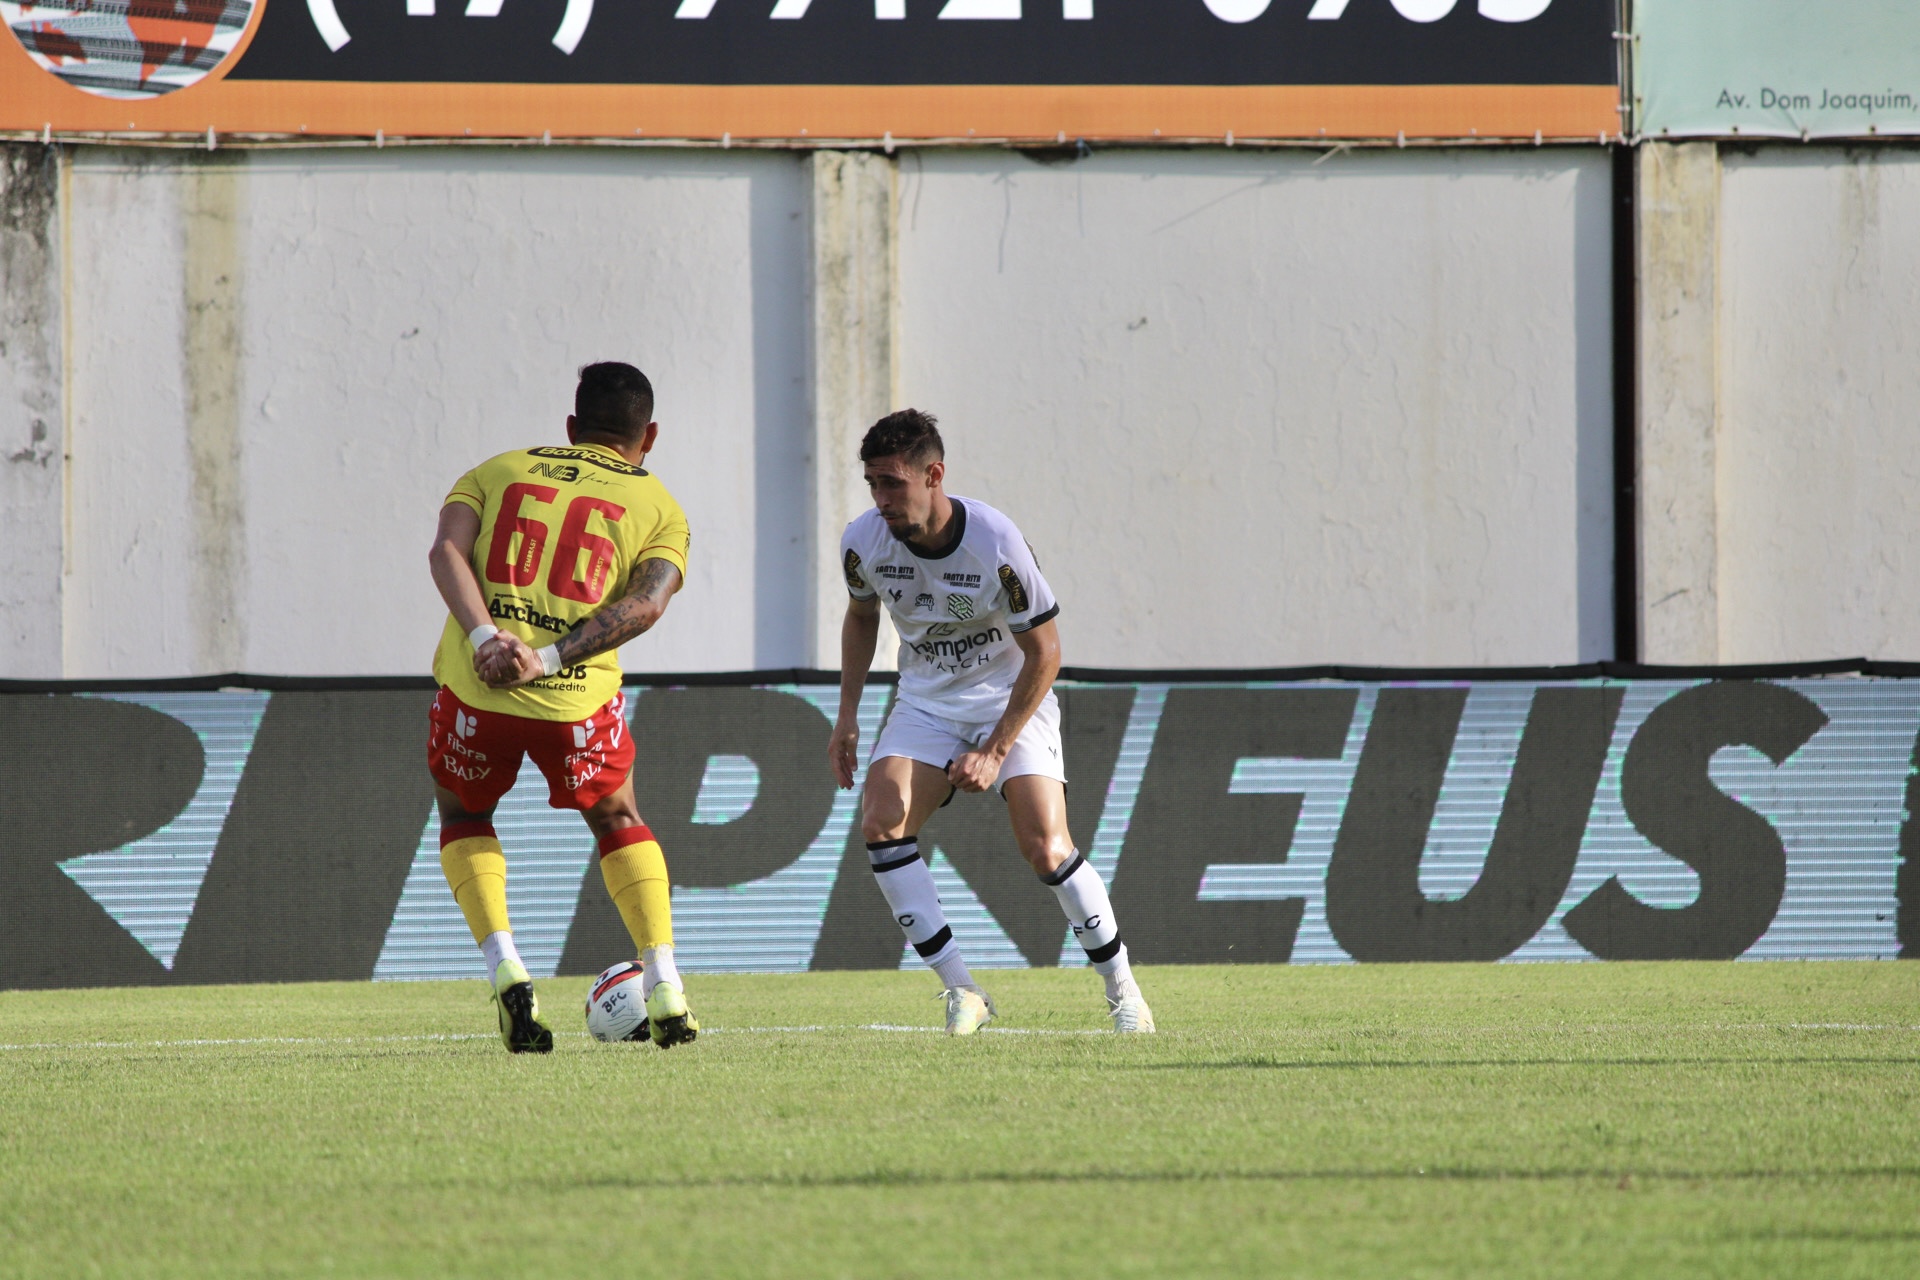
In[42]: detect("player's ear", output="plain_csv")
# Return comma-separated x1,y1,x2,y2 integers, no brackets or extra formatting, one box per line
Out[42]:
565,414,578,444
925,458,945,489
640,421,659,456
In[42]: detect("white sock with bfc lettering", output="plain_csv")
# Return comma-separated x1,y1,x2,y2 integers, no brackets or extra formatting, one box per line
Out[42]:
868,838,975,991
1044,851,1136,1002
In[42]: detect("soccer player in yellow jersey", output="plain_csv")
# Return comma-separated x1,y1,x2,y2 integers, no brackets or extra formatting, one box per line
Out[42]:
426,362,697,1053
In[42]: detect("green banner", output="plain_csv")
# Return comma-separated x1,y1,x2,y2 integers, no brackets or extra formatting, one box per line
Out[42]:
1637,0,1920,138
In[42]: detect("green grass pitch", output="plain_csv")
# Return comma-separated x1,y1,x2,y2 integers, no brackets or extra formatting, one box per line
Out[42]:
2,962,1916,1278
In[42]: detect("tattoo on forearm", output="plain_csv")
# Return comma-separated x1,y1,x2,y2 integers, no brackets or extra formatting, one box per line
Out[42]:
555,558,680,666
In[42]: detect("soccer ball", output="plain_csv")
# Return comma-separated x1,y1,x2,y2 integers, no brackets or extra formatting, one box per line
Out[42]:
584,960,649,1042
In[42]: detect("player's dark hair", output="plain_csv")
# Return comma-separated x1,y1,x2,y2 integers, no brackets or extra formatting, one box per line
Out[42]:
574,362,654,441
860,409,945,468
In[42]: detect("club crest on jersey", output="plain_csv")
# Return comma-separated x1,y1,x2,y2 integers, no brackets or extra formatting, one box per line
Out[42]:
843,549,868,593
946,594,975,620
998,564,1029,613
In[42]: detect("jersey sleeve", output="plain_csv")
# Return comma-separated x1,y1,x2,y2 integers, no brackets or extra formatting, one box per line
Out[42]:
636,496,691,580
443,467,485,516
996,531,1058,633
839,524,877,600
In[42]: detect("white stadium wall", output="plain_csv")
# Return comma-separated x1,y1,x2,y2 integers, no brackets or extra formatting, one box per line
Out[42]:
7,140,1920,678
44,147,815,678
3,143,1615,678
1716,147,1920,663
1633,142,1920,666
0,147,63,679
895,147,1616,669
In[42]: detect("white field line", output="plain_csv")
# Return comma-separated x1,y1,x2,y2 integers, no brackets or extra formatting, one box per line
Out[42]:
2,1022,1914,1054
848,1024,1108,1036
0,1024,1105,1052
0,1032,504,1051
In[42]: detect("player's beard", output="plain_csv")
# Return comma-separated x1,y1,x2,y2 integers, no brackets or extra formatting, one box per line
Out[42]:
882,514,925,543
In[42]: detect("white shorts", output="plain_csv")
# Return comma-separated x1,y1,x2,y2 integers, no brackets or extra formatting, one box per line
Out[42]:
870,692,1066,789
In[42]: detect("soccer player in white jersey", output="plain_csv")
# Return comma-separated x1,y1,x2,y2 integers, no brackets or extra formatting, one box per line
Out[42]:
828,410,1155,1035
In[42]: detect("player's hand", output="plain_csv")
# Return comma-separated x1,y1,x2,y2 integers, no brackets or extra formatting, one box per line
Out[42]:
829,719,861,789
496,641,549,688
472,634,515,682
471,634,513,684
478,635,541,688
947,749,1003,794
496,646,549,688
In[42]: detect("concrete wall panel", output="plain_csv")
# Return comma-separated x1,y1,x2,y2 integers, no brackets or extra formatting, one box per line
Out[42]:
893,148,1615,669
20,142,1920,678
1634,142,1722,664
0,145,66,678
28,144,1621,677
1717,147,1920,663
62,148,811,678
65,151,198,677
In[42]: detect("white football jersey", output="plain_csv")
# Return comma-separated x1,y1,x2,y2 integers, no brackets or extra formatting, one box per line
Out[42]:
841,496,1060,721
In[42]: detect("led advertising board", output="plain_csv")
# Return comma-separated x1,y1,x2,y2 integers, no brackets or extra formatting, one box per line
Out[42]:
3,675,1911,990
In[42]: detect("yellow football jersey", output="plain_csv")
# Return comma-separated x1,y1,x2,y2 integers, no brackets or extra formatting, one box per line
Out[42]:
432,442,690,720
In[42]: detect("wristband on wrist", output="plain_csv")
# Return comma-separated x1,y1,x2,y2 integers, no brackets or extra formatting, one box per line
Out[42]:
536,644,562,676
467,624,499,650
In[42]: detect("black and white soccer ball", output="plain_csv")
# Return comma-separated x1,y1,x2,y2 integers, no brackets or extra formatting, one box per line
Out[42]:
584,960,648,1042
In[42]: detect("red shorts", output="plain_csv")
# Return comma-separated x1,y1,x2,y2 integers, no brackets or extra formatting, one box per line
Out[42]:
428,688,634,813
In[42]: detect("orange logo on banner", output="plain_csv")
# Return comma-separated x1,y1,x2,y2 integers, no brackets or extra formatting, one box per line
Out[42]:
2,0,255,98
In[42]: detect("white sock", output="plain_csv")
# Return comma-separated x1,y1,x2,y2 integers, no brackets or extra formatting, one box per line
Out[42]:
481,931,523,989
869,838,974,990
1044,852,1135,1002
641,944,681,998
930,948,974,991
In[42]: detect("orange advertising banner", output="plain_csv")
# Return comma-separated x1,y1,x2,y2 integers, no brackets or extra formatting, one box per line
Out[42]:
1,0,1619,143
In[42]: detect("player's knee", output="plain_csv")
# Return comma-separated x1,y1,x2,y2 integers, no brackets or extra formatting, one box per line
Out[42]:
583,794,643,839
1018,833,1073,876
861,795,910,843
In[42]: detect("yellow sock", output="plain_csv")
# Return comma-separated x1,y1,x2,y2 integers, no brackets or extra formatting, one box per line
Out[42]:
598,826,673,954
440,829,510,945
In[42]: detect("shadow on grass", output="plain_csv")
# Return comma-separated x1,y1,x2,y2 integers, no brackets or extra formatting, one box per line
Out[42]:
1736,1228,1920,1244
1127,1056,1920,1071
557,1166,1920,1192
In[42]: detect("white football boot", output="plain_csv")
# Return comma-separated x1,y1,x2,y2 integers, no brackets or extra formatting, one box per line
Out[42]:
942,985,995,1036
1108,984,1156,1034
